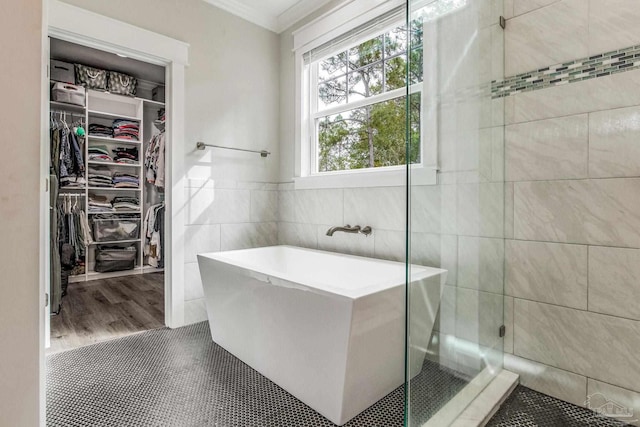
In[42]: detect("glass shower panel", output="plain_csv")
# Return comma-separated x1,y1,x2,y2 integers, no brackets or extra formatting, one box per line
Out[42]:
406,0,505,425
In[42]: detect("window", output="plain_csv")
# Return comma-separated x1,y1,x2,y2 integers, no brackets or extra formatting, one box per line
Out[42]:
306,19,424,175
293,0,436,188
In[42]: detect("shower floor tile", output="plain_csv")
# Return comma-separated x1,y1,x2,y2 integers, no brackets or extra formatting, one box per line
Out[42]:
46,321,465,427
488,385,635,427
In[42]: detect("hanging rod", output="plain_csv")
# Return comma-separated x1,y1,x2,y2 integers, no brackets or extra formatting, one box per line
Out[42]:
58,193,85,197
196,141,270,158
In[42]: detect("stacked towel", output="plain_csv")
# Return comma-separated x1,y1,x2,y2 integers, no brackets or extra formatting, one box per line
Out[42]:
113,119,140,140
112,196,139,211
87,165,113,188
88,124,113,138
112,147,138,164
88,145,113,162
112,172,139,188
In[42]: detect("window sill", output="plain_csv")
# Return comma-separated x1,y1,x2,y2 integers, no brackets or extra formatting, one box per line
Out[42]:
294,166,437,190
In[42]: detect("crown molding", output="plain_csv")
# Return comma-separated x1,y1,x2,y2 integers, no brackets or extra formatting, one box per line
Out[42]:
276,0,335,33
203,0,337,34
203,0,279,32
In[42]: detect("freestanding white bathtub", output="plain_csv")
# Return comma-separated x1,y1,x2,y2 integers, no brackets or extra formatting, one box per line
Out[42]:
197,245,447,425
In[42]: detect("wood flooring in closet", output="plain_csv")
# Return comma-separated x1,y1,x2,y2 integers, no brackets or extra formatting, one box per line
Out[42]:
49,272,165,354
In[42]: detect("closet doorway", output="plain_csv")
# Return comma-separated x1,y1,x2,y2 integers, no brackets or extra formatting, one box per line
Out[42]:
47,38,169,353
40,0,189,370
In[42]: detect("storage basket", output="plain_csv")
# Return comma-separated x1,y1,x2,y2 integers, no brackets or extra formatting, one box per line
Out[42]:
92,217,140,242
108,71,137,96
95,245,137,272
75,64,108,90
51,82,86,106
152,86,165,102
50,60,75,83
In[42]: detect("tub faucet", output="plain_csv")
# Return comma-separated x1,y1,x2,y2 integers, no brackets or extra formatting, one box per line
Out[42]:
326,225,373,237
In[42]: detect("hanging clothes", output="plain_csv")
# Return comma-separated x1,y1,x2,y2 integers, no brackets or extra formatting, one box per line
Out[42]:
51,113,86,188
144,203,165,268
57,195,92,281
144,131,165,189
50,175,62,315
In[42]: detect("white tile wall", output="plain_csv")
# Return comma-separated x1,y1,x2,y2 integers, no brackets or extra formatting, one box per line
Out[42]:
278,190,295,222
503,3,640,405
184,224,221,263
505,114,589,181
505,0,588,76
441,235,458,286
588,0,640,56
456,182,505,238
514,178,640,247
184,262,205,301
589,246,640,321
589,106,640,178
250,190,278,222
455,288,504,349
512,0,561,17
220,222,278,251
504,183,514,239
294,189,344,225
504,296,514,354
506,240,588,309
457,236,504,294
514,299,640,393
277,222,317,249
344,187,405,231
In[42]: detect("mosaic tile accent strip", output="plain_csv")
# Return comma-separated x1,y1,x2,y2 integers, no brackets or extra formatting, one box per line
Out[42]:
46,321,467,427
492,44,640,98
487,385,635,427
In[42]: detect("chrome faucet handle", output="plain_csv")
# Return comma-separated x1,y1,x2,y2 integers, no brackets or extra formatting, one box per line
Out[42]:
360,226,372,236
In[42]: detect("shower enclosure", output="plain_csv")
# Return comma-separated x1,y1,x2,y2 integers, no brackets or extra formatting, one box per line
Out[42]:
405,0,505,424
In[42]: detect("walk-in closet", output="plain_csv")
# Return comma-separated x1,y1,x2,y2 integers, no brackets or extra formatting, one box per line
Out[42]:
48,38,168,353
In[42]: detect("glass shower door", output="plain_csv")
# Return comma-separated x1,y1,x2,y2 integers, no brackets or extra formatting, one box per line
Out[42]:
406,0,505,425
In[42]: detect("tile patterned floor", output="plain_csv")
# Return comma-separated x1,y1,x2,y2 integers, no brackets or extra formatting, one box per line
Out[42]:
488,385,635,427
46,321,467,427
49,321,632,426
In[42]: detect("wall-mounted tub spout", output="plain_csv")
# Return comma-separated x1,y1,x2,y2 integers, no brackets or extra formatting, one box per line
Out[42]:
326,225,373,237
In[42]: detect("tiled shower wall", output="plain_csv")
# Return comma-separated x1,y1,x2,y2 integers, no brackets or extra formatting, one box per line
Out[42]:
502,0,640,421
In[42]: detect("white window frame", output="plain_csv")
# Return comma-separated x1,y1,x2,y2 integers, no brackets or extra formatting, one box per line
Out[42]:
293,0,438,190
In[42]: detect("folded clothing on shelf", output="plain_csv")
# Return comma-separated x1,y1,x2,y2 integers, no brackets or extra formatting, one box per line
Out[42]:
88,145,113,163
88,194,113,212
60,176,86,188
112,119,140,141
87,165,113,188
112,172,139,188
88,124,113,138
113,147,139,164
112,196,140,211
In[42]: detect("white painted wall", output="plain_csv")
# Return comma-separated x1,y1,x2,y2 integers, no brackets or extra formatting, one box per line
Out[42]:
59,0,283,323
0,0,44,424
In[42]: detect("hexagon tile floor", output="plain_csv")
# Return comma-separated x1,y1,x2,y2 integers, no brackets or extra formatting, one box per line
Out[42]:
46,321,468,427
487,385,635,427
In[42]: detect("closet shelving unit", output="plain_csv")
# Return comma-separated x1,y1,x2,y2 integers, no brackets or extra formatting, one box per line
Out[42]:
51,86,165,282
